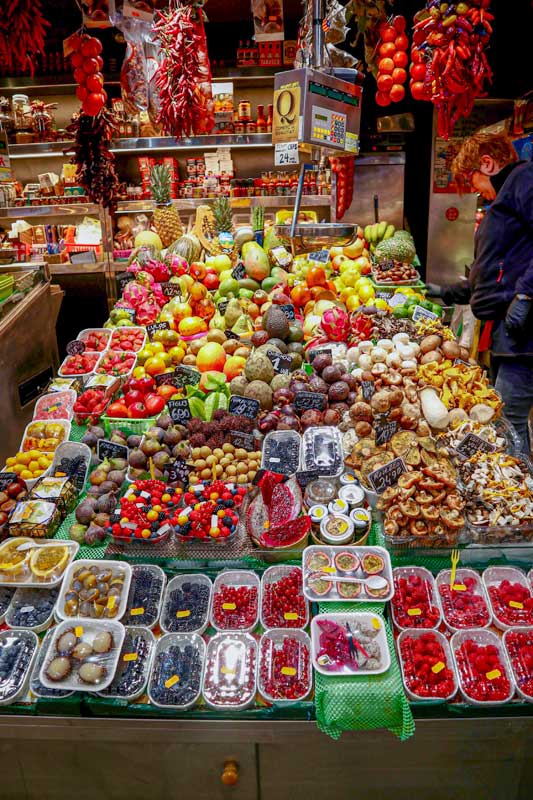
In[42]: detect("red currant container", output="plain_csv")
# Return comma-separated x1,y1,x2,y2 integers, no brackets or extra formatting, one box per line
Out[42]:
260,566,309,630
436,568,492,631
258,629,312,704
397,629,458,703
450,628,515,706
502,627,533,702
211,570,260,632
202,632,257,710
391,567,442,631
482,566,533,631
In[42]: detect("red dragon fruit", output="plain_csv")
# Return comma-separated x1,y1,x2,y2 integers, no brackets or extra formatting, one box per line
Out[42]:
145,258,169,282
320,307,350,341
135,298,162,325
123,281,149,308
135,270,156,288
165,253,188,276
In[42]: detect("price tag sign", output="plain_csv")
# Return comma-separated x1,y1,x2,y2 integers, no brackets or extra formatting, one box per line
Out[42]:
224,329,241,341
308,249,330,264
275,141,299,166
0,472,18,490
66,339,86,356
374,414,398,447
154,372,181,388
454,358,471,367
388,293,407,308
294,391,326,412
361,380,375,400
123,653,138,663
456,433,496,458
308,347,332,363
230,431,256,451
295,469,319,489
229,394,259,419
279,304,295,321
167,399,192,424
161,282,183,298
116,272,135,294
174,365,201,387
164,456,192,485
367,456,406,494
432,661,445,674
412,305,439,322
146,322,170,341
376,292,393,302
231,262,246,281
267,350,292,375
218,300,229,316
97,439,128,462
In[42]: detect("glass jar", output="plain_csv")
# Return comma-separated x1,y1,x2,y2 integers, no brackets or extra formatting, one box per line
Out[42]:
304,478,337,508
0,98,13,136
12,95,31,131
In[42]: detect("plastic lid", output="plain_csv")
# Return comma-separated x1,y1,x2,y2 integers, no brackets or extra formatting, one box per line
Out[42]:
339,484,365,507
320,514,354,545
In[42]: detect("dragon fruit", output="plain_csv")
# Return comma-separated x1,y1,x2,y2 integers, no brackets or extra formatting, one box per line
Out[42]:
165,253,188,276
320,307,350,341
144,258,169,282
246,472,307,548
135,270,156,288
135,298,161,325
123,281,149,308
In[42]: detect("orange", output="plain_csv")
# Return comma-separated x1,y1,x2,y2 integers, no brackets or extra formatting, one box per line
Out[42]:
306,266,327,287
223,355,246,380
290,285,312,307
144,356,167,376
196,342,226,373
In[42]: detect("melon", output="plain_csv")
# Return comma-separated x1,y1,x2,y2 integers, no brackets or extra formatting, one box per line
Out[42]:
134,230,163,250
374,235,416,264
168,233,202,264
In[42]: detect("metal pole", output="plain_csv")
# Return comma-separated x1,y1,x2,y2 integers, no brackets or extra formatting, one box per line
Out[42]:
290,163,307,238
312,0,324,69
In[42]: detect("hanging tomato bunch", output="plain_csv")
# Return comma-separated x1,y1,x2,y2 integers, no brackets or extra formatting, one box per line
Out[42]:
330,156,355,220
375,16,409,107
69,33,107,117
410,1,494,139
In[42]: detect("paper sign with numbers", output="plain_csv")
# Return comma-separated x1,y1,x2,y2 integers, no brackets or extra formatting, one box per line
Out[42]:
275,141,299,166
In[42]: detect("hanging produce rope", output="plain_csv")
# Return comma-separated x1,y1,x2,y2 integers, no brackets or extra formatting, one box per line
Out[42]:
68,110,119,210
152,0,214,137
0,0,49,76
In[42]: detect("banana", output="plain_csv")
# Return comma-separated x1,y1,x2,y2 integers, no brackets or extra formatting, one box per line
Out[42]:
377,221,387,240
384,224,396,239
364,225,372,242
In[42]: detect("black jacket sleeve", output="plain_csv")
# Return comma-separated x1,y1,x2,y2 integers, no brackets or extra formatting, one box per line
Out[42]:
441,279,471,306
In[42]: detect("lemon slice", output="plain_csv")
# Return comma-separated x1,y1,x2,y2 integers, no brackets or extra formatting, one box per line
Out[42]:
0,538,33,574
29,545,70,579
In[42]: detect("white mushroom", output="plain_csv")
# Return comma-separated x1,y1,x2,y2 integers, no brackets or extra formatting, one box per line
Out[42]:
358,354,373,370
346,346,360,363
401,359,418,371
351,367,364,380
377,339,394,351
371,362,387,376
385,351,402,368
370,346,387,363
392,332,410,346
358,340,373,353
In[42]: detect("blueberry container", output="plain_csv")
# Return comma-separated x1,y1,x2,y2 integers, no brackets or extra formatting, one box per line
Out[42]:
98,626,155,701
0,629,38,706
5,586,59,633
123,565,166,629
0,587,15,624
148,632,205,711
29,628,74,700
160,574,212,635
202,632,257,710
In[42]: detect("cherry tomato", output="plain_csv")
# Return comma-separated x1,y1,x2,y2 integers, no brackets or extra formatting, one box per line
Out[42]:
379,42,396,59
81,38,102,58
376,92,392,107
380,26,396,43
410,63,426,81
393,51,408,68
393,15,406,33
378,58,394,74
411,48,423,64
73,68,86,85
71,52,83,69
395,34,409,51
83,92,106,116
69,33,82,52
85,73,104,93
96,56,104,70
76,85,88,102
82,58,99,74
377,74,393,93
389,84,405,103
411,81,427,101
392,68,407,84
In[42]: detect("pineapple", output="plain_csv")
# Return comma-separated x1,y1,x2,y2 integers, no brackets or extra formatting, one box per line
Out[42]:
150,164,183,247
212,196,233,237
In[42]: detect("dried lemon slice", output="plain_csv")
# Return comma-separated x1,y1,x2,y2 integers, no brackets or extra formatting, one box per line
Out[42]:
29,544,70,580
0,537,33,574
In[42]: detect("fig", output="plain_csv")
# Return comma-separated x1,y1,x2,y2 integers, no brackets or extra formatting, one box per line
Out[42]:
69,523,87,544
268,338,288,353
89,467,108,486
109,457,127,471
273,387,295,406
107,470,126,487
328,381,350,402
322,364,343,384
127,434,142,449
141,438,161,457
98,481,116,494
163,427,182,447
129,449,147,469
87,485,101,497
89,425,105,439
145,426,165,442
96,492,116,515
308,375,328,394
156,413,172,430
110,431,127,445
300,409,324,428
323,408,341,425
75,502,95,526
81,432,98,449
172,442,190,459
152,451,170,470
311,353,332,374
93,512,110,528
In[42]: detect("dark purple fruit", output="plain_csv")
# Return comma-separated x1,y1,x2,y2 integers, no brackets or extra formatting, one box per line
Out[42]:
300,409,324,428
329,402,349,415
328,381,350,402
251,330,269,347
308,375,329,394
312,353,332,374
322,364,343,384
323,408,342,425
273,388,295,406
340,373,357,391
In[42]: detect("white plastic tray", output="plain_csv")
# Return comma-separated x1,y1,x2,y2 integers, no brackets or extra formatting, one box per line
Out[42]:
261,565,309,630
50,442,92,492
0,539,79,588
58,351,100,379
502,627,533,704
436,568,492,631
202,632,257,710
77,328,111,352
20,418,71,454
210,570,260,633
56,559,132,622
148,632,205,711
311,612,390,677
95,350,137,382
5,585,59,633
0,587,15,624
160,574,212,635
123,564,166,629
109,327,147,352
482,566,533,631
258,629,312,705
397,629,458,703
450,628,515,706
302,545,393,603
33,390,77,421
391,566,442,631
97,626,155,701
29,628,74,700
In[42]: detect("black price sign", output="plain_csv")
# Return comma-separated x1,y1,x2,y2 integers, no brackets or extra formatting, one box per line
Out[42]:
280,304,295,321
456,433,496,458
97,439,129,462
0,472,17,490
218,300,229,316
174,365,201,387
155,372,181,388
376,292,393,301
375,416,398,446
294,391,326,412
267,350,292,375
367,457,406,494
230,431,256,451
232,263,246,280
161,282,183,298
361,380,375,400
308,347,332,363
167,399,192,424
164,456,192,485
146,322,170,341
66,340,86,356
296,469,319,489
120,307,136,321
224,329,241,341
308,249,329,263
229,394,259,419
116,272,135,293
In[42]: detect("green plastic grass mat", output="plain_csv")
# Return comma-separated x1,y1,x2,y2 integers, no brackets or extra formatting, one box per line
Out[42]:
314,602,415,741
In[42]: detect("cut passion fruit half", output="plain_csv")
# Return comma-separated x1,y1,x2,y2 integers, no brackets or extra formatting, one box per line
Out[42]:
0,537,33,574
30,544,71,580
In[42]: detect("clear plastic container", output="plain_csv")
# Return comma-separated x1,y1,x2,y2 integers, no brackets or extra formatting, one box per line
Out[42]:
5,585,59,632
391,567,442,630
302,426,343,477
0,539,78,587
123,564,166,629
502,627,533,703
302,545,393,603
39,618,126,693
8,500,63,539
397,629,458,702
97,626,155,701
20,419,71,454
109,327,147,353
29,476,77,516
50,442,92,492
210,570,260,632
160,574,212,635
77,328,111,352
33,390,76,421
202,632,257,710
29,628,74,699
261,431,301,475
148,632,205,710
436,568,492,631
95,350,137,381
261,566,309,630
56,559,132,621
0,587,15,623
311,612,390,676
58,351,100,378
319,513,354,545
482,566,533,630
0,629,38,706
258,629,312,704
450,628,515,706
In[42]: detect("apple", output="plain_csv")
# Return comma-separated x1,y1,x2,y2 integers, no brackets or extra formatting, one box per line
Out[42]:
203,270,220,290
332,254,349,270
330,246,344,258
206,254,232,273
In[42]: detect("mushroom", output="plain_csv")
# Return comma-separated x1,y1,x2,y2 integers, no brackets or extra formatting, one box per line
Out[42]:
386,351,402,368
392,332,410,346
377,339,394,351
358,340,373,353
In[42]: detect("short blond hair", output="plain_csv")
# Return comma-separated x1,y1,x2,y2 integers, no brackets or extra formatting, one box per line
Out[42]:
452,132,518,191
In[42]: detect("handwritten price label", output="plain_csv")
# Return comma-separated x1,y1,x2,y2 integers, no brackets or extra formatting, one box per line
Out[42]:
367,457,406,494
275,141,299,166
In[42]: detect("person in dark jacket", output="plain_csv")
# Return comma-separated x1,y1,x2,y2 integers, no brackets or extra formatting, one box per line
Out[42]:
427,132,533,454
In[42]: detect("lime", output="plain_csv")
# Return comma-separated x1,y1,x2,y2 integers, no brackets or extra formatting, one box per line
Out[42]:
405,296,419,307
420,299,434,311
393,306,408,319
431,303,443,317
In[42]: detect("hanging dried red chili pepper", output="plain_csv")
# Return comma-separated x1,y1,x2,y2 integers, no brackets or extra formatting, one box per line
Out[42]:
330,155,355,220
0,0,49,76
152,0,214,137
67,110,119,210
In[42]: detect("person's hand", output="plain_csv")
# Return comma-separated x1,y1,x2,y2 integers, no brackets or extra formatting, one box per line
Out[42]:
425,283,442,297
505,295,532,337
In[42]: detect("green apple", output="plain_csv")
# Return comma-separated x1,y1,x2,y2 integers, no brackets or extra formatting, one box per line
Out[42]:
206,254,232,273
